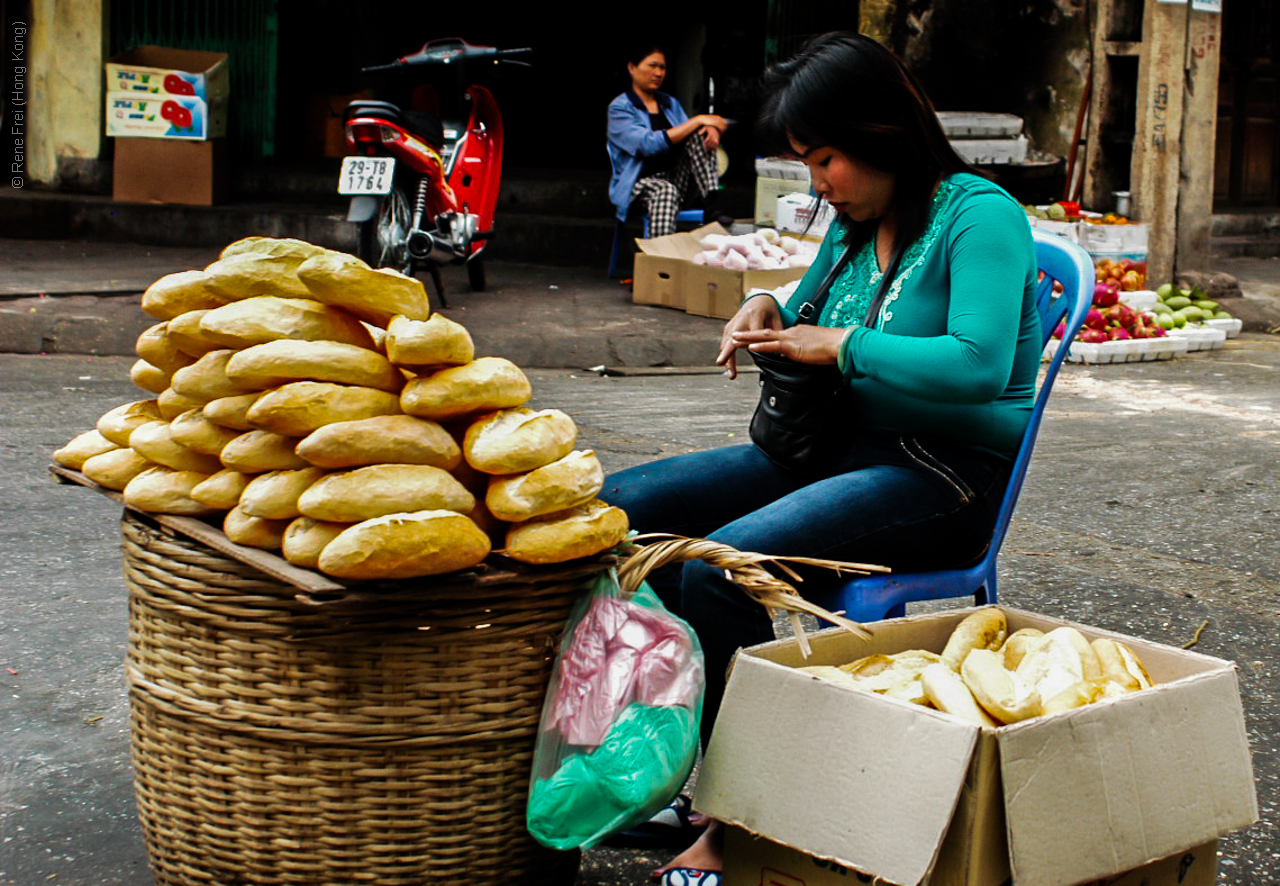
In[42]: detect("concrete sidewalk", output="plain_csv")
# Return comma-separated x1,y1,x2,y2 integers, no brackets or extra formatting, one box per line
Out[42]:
3,237,1280,368
0,237,728,369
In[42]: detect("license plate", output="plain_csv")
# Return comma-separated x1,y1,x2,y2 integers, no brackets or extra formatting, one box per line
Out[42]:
338,156,395,195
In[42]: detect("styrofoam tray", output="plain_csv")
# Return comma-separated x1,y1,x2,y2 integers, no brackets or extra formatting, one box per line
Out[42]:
1043,336,1189,364
1203,318,1243,339
1168,326,1228,350
936,111,1024,138
1121,290,1159,312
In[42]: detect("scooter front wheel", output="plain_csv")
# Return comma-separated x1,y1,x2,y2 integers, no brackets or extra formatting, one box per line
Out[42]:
357,184,415,278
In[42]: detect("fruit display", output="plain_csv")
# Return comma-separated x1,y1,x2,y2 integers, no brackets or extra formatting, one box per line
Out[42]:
1150,282,1238,330
1051,280,1169,345
1093,256,1146,292
52,236,629,579
800,609,1155,726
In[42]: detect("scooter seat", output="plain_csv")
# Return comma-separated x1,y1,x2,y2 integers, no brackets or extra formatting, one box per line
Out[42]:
345,100,445,149
345,99,403,122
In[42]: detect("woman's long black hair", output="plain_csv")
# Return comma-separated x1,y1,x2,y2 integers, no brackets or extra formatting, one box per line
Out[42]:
757,32,982,254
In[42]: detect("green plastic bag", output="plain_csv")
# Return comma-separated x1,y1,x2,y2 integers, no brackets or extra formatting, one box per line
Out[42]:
526,571,704,850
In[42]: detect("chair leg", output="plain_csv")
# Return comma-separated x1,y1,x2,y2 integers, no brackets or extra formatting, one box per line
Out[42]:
608,220,625,278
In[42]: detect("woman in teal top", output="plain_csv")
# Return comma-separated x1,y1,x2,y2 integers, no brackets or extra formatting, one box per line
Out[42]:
600,33,1038,885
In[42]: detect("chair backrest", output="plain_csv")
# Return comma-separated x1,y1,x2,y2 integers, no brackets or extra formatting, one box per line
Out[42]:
984,228,1095,557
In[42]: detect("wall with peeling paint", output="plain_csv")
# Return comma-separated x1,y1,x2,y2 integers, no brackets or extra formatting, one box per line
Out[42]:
890,0,1090,164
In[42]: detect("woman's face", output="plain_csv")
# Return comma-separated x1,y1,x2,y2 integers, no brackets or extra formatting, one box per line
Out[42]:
629,52,667,93
789,137,895,222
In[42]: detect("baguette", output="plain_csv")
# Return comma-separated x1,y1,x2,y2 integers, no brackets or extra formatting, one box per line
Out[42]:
317,509,491,580
940,608,1007,672
239,467,327,520
503,499,629,565
246,381,403,437
54,429,120,470
961,648,1041,725
297,464,474,523
463,407,577,475
485,449,603,522
96,399,163,447
922,662,999,728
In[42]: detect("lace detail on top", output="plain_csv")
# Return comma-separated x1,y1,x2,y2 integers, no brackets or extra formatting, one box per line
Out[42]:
819,178,960,329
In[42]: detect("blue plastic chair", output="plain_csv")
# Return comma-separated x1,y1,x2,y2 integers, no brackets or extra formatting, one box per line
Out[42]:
606,144,705,278
810,227,1096,623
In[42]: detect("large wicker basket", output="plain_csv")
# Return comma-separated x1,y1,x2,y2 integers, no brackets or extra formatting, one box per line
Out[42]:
120,510,597,886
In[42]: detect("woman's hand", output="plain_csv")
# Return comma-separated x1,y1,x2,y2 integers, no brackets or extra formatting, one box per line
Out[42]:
669,115,729,147
697,114,729,133
731,325,847,368
716,296,782,379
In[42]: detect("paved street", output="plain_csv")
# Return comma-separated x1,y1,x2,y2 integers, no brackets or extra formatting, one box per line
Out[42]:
2,340,1279,884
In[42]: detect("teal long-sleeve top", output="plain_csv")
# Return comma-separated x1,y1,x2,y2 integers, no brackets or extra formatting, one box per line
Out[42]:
772,173,1041,459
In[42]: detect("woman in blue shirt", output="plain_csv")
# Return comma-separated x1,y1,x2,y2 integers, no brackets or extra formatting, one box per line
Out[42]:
607,44,728,236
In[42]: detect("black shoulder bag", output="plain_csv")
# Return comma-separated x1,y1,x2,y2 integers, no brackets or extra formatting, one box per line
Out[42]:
747,239,904,474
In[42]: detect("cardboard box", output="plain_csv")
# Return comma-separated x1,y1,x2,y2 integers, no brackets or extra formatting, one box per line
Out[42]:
105,47,229,141
113,137,229,206
632,224,808,319
105,92,228,140
726,831,1219,886
755,177,810,226
695,606,1257,886
106,46,230,103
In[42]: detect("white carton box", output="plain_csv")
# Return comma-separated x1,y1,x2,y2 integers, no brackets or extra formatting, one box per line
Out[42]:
696,606,1257,886
775,192,835,241
755,178,810,226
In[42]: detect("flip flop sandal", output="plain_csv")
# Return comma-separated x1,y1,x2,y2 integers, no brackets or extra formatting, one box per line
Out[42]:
658,869,722,886
602,794,704,849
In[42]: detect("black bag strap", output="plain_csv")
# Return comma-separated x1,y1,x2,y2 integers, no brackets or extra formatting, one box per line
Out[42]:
794,235,906,329
794,244,853,325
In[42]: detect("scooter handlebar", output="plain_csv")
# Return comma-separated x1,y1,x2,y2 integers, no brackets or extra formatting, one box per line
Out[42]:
361,44,532,74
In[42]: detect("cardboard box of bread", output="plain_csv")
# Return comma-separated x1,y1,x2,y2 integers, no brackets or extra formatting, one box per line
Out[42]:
53,237,629,580
693,607,1257,886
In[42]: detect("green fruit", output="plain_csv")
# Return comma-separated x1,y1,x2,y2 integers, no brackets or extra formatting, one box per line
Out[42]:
1046,203,1067,220
1157,313,1176,330
1214,310,1233,320
1171,312,1188,328
1177,306,1205,324
1156,283,1177,299
1165,295,1193,311
1194,299,1219,312
1152,302,1173,316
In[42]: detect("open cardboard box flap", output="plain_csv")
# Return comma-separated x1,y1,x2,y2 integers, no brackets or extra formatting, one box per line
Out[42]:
633,222,728,261
695,606,1257,886
696,652,977,886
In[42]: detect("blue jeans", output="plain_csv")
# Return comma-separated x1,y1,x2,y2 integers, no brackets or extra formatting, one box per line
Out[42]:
600,434,1010,748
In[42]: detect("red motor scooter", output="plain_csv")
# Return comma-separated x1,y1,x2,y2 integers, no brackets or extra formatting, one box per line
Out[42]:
341,39,531,306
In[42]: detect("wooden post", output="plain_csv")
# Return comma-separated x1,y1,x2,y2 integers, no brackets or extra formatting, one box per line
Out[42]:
1131,0,1189,286
1176,7,1223,274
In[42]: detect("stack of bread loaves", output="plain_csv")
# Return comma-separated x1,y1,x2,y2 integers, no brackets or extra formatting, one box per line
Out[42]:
800,608,1155,726
53,237,629,580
